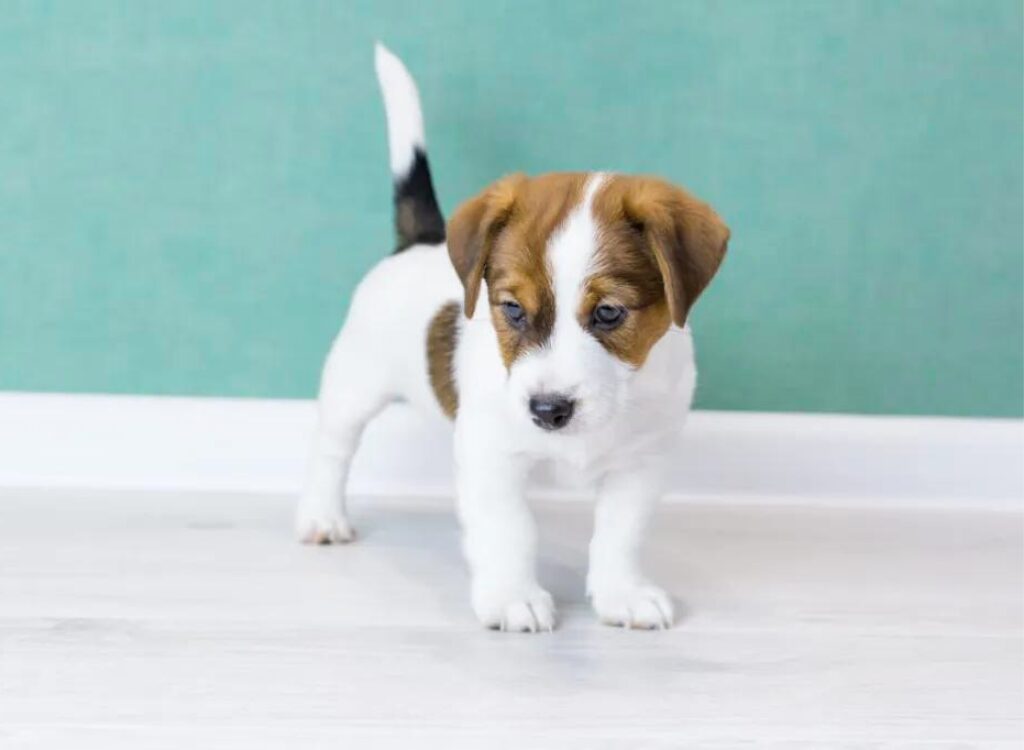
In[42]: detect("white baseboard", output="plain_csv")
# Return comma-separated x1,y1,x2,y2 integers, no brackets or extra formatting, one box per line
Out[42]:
0,392,1021,509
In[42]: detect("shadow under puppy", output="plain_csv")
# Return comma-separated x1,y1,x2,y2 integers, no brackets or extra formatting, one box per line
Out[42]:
296,44,730,632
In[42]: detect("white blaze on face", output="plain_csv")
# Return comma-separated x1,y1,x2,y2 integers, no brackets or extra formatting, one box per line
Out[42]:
506,174,632,432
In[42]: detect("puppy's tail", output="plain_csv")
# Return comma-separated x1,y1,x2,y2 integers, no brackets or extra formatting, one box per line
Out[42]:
374,42,446,252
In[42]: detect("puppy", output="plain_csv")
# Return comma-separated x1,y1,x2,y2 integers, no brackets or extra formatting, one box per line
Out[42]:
296,44,729,632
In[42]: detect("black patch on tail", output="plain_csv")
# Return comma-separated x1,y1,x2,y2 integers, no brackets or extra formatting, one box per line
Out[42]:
393,149,445,252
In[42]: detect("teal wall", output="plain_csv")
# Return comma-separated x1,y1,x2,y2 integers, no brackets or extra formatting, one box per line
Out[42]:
1,1,1021,416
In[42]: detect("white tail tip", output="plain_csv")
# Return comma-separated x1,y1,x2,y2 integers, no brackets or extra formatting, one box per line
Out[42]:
374,42,426,177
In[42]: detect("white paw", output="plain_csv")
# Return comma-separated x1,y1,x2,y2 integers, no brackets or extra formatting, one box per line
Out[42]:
472,583,557,633
591,583,674,630
295,506,355,545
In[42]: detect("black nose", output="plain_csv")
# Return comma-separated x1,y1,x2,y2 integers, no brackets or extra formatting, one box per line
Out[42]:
529,394,576,431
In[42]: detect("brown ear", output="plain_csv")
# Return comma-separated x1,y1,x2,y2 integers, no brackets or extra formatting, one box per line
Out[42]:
446,174,525,317
622,178,730,326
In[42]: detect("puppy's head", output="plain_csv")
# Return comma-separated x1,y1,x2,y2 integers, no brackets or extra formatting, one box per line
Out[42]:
447,172,729,434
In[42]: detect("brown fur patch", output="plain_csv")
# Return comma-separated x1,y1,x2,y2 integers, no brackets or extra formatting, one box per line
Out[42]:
579,244,672,368
447,172,728,372
592,175,729,328
426,302,460,418
448,172,589,369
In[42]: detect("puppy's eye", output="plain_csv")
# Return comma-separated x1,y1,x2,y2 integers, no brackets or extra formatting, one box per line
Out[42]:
501,300,527,330
592,304,627,331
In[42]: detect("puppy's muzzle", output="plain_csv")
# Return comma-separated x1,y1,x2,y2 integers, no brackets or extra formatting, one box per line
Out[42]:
529,394,575,431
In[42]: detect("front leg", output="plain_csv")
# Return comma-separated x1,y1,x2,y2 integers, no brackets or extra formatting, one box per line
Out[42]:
454,419,554,633
588,459,674,629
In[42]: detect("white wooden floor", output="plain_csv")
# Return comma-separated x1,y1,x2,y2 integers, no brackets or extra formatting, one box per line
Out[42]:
0,489,1021,748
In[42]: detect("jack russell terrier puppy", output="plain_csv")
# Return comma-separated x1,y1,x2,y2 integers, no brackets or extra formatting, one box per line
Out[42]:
296,44,729,632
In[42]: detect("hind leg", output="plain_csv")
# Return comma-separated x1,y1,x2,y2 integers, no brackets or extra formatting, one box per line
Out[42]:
295,338,394,544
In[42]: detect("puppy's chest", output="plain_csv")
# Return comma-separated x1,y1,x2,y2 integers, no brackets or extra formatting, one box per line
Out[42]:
527,407,678,474
530,439,632,484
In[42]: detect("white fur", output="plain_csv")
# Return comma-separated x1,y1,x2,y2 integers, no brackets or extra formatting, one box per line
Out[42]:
297,49,698,632
374,42,425,177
